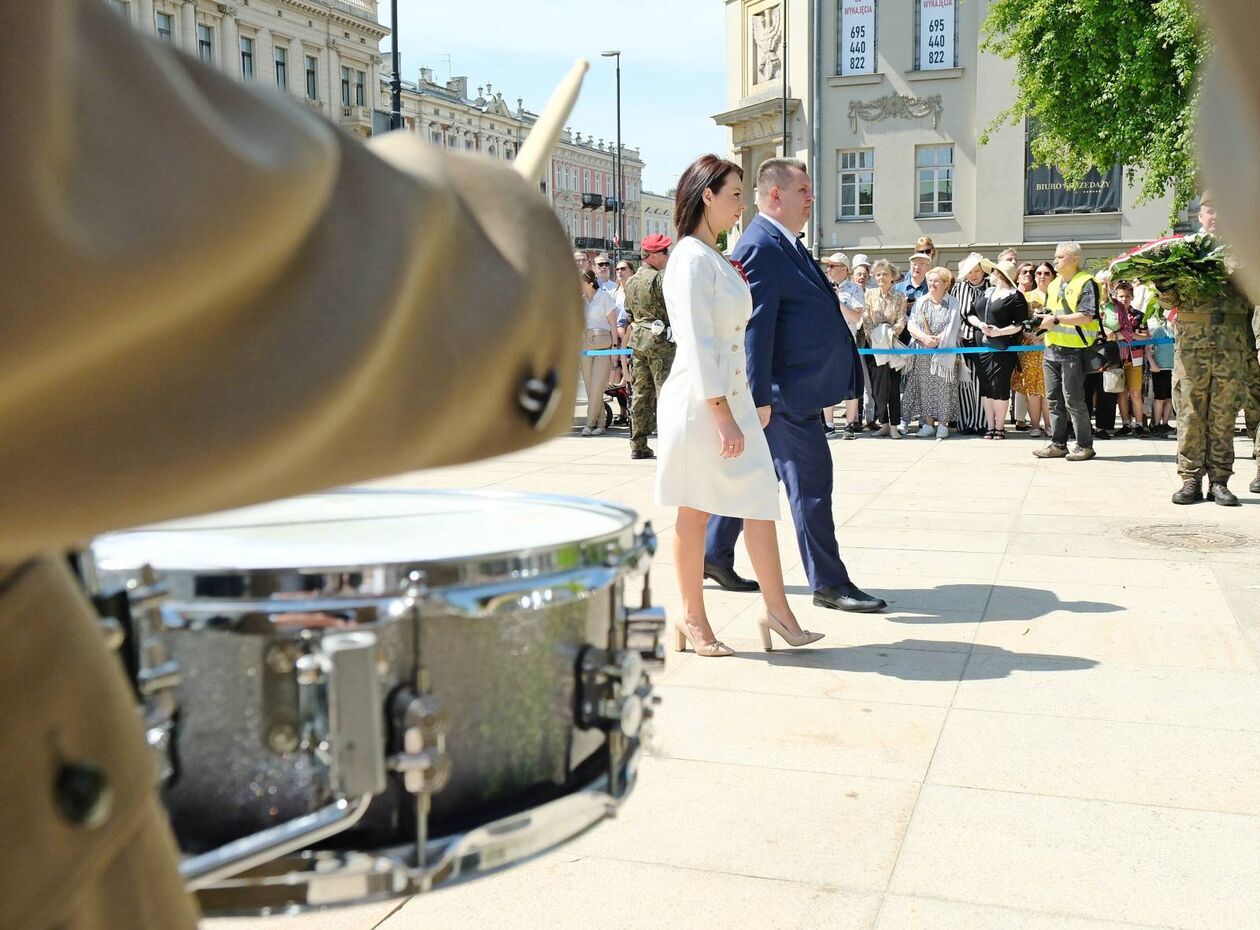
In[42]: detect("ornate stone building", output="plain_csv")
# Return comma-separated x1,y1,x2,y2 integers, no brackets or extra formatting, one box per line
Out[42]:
641,191,677,246
106,0,388,138
385,67,645,256
107,1,647,256
716,0,1177,265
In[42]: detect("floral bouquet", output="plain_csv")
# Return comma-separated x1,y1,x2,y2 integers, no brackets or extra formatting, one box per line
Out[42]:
1110,233,1231,304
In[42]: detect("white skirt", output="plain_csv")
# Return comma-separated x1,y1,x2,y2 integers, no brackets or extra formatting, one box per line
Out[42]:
654,373,780,521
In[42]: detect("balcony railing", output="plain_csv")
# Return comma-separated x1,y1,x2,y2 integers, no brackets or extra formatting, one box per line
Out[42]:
580,193,603,210
604,197,621,212
574,236,611,250
341,105,371,126
321,0,379,23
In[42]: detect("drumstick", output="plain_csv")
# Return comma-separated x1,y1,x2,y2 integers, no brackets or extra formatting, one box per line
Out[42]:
515,60,588,182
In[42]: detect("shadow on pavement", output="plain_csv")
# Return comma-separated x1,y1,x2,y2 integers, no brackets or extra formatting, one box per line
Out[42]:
783,583,1123,623
755,641,1098,680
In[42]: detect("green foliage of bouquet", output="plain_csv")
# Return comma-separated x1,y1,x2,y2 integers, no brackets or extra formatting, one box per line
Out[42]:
1110,234,1231,304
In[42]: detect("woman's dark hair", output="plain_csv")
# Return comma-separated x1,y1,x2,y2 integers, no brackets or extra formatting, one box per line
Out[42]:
1034,260,1055,281
674,154,743,240
580,269,598,290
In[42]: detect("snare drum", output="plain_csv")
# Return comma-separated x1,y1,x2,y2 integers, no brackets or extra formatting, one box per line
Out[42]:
87,489,665,915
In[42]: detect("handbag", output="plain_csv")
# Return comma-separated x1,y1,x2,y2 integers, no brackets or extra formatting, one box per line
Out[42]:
585,329,613,351
1074,324,1121,373
1102,368,1125,393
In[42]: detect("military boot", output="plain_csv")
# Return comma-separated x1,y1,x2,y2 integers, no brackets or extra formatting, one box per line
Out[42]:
1208,481,1240,506
1251,473,1260,495
1171,477,1203,505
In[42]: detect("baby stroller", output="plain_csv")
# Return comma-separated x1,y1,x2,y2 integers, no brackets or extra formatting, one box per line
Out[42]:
603,381,630,429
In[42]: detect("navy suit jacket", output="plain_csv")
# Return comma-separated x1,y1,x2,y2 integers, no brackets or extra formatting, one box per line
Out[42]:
732,214,863,414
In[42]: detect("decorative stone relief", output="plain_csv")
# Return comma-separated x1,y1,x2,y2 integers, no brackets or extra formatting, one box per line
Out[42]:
848,93,943,133
751,6,783,84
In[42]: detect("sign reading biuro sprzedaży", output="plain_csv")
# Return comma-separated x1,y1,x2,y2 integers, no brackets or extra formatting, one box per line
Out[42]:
839,1,877,76
918,0,955,70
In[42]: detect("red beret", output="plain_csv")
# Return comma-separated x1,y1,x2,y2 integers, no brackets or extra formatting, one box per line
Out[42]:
641,233,672,254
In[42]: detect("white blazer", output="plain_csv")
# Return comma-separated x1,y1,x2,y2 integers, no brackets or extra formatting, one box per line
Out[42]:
654,237,779,521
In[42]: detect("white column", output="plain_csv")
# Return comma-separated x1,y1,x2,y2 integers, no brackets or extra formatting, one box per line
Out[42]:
255,27,272,86
219,9,239,78
180,1,197,52
136,0,154,33
327,44,341,114
288,40,307,100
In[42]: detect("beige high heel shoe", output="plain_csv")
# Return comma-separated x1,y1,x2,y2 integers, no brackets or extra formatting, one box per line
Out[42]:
673,618,734,657
757,611,824,651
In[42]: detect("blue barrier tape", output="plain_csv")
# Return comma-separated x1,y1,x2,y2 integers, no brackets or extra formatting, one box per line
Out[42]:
583,337,1175,358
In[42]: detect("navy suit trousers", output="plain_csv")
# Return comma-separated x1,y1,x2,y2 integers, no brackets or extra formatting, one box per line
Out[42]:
705,408,851,591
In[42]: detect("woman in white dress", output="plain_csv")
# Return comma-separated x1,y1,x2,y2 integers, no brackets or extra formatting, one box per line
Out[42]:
655,155,823,656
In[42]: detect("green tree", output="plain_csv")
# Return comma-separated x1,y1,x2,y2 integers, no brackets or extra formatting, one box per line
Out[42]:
980,0,1207,215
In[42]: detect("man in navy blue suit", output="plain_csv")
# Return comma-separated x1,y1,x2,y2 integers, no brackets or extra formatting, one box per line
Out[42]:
704,158,887,613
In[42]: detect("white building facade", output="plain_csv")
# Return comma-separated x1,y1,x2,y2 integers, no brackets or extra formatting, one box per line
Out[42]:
106,0,389,138
641,191,678,245
386,67,646,256
385,68,645,256
716,0,1178,266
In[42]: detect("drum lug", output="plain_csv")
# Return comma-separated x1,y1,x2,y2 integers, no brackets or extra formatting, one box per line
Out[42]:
624,606,667,670
576,647,653,739
388,693,451,796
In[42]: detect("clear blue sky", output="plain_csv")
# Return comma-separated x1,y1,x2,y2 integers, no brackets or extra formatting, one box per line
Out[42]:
380,1,730,193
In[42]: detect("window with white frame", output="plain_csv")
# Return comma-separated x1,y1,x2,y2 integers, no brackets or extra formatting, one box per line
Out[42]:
240,36,254,80
274,46,287,89
305,54,318,99
109,0,130,18
197,24,213,63
355,70,366,106
837,149,875,219
156,11,173,40
341,66,352,107
915,144,954,216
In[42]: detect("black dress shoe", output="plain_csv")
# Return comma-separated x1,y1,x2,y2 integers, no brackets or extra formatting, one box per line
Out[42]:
703,563,760,592
630,448,655,460
813,583,887,613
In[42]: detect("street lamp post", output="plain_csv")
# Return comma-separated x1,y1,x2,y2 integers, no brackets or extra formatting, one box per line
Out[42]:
601,50,622,261
781,0,789,155
389,0,402,130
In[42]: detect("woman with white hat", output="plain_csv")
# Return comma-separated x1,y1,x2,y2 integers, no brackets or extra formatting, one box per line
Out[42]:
850,254,876,429
971,258,1030,439
951,253,990,435
822,253,866,438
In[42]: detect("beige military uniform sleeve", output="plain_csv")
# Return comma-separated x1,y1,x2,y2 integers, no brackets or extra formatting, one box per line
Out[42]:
1199,0,1260,299
0,1,580,561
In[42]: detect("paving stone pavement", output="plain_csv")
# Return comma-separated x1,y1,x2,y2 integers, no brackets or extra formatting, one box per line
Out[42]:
208,423,1260,930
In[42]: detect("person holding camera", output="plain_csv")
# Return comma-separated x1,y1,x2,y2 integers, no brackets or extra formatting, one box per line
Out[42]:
1034,241,1100,461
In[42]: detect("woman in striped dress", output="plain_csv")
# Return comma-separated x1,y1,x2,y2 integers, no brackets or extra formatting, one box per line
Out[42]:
951,253,989,434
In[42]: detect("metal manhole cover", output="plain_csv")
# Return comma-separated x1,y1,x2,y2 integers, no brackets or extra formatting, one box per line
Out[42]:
1124,524,1254,552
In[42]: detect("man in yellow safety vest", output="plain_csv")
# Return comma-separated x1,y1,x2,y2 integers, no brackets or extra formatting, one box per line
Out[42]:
1033,240,1101,462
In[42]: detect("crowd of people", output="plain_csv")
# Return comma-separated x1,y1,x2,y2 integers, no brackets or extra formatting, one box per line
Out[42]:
578,199,1260,505
815,241,1188,450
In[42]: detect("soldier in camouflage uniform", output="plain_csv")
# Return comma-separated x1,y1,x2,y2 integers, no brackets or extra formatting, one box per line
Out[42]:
1249,306,1260,494
1162,195,1256,506
624,234,675,459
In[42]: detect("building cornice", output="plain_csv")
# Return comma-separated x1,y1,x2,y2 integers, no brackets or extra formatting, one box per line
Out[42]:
278,0,390,39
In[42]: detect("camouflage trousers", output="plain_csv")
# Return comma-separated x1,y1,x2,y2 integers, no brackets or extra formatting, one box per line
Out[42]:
630,345,675,452
1173,320,1252,481
1247,352,1260,473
